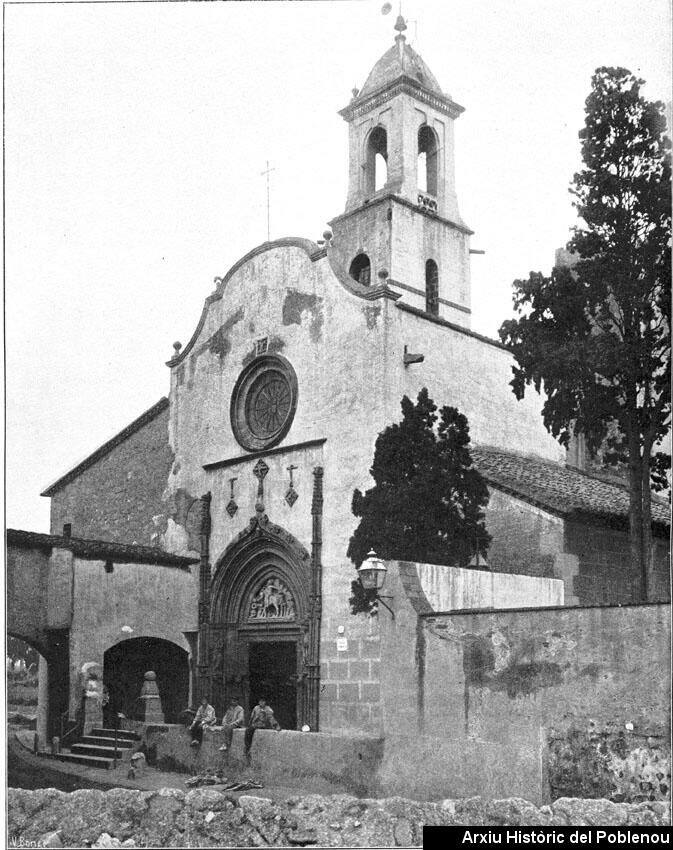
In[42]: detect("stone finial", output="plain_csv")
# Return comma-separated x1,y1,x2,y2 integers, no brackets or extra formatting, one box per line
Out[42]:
173,341,182,356
351,87,359,100
378,269,389,281
138,670,165,724
394,14,407,39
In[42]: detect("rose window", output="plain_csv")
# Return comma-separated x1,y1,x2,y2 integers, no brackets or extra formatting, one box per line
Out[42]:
230,355,298,451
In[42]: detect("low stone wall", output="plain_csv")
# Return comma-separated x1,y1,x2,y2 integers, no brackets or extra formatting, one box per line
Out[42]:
7,788,670,848
145,724,383,796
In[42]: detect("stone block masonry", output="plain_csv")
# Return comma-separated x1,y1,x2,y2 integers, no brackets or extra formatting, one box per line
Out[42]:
48,402,174,547
319,626,382,734
7,788,669,848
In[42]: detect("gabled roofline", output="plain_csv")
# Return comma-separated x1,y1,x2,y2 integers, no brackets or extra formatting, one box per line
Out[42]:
7,528,197,568
167,237,324,369
41,397,169,497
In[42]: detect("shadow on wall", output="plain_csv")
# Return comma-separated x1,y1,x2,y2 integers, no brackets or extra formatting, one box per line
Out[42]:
103,637,189,724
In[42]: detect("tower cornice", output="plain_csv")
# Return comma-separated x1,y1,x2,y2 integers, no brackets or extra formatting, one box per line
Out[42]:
329,192,473,236
339,75,464,123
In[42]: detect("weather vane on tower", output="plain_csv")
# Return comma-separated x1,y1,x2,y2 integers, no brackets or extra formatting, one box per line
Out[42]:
381,1,415,44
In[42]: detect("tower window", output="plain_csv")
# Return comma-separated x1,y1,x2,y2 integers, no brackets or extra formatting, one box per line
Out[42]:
418,125,438,197
349,254,371,286
365,126,388,194
425,259,439,316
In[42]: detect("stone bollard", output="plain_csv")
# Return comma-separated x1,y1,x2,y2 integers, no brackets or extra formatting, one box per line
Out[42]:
129,751,146,777
51,736,60,755
137,671,165,724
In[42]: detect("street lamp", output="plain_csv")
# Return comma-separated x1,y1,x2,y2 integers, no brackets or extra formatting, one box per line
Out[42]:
357,550,395,619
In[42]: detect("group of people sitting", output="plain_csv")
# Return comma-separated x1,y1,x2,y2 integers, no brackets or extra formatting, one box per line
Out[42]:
189,695,280,757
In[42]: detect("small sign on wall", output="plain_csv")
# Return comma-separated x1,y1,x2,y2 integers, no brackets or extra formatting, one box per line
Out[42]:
336,637,348,652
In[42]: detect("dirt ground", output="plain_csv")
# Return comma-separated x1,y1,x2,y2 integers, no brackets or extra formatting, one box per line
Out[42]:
8,727,354,801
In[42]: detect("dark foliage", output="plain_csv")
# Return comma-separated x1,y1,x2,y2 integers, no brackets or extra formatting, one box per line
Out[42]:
499,67,671,598
347,389,491,614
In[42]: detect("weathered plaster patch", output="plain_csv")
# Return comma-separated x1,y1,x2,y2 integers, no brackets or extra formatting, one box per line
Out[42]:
194,307,245,364
150,513,168,548
363,305,381,330
160,517,190,554
282,290,324,343
461,629,569,698
157,487,200,553
549,724,671,802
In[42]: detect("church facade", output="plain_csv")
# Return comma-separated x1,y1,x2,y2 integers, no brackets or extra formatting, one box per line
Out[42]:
37,18,670,738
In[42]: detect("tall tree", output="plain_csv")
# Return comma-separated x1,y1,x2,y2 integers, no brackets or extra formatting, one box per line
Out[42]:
347,389,491,614
499,67,671,600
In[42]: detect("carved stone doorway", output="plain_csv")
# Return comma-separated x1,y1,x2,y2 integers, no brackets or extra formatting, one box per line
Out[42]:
207,515,315,729
248,639,298,730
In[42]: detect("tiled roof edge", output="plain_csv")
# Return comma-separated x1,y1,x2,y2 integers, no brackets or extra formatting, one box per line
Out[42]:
472,446,670,533
6,528,198,568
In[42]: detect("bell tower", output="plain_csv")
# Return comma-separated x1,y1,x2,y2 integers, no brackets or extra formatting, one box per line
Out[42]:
329,16,473,326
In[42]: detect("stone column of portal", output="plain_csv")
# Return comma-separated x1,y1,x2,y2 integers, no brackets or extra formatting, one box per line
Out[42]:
36,655,49,749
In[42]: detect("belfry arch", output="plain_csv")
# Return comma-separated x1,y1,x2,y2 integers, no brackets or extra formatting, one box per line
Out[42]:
204,514,319,730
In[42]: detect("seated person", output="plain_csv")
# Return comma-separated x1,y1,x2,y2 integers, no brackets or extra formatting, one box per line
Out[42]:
190,696,216,746
219,695,245,752
244,697,280,759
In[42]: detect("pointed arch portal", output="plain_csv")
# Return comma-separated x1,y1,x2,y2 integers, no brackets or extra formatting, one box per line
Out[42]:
204,512,320,730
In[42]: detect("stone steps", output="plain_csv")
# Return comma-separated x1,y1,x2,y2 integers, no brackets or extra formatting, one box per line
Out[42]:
91,727,140,742
38,726,143,771
79,735,135,749
70,742,134,761
38,751,114,770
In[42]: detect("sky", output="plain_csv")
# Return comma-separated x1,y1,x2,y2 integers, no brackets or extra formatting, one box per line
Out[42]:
4,0,672,533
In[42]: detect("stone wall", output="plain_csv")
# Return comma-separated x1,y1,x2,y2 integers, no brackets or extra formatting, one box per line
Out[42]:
415,560,564,610
484,492,670,606
49,404,174,547
7,788,669,848
377,570,671,805
485,490,563,579
145,725,383,797
565,521,671,605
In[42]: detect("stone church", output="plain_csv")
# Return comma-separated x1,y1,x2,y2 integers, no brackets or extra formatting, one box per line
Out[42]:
12,16,670,751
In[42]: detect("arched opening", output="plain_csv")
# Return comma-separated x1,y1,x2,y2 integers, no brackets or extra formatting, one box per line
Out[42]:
8,632,68,746
418,125,439,197
426,259,439,316
7,636,40,721
209,516,312,730
103,637,189,724
349,253,371,286
365,126,388,194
